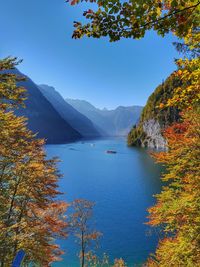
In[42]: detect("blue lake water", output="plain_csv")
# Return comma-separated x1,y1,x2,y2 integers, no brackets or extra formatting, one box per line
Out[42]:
46,138,163,267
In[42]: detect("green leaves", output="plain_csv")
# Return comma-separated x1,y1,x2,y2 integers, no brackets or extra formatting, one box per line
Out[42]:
68,0,200,42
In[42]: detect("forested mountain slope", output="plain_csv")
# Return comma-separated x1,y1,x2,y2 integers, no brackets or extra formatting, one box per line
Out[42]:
128,74,181,148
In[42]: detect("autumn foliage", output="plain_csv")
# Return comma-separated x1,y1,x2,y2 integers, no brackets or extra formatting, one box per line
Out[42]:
67,0,200,41
146,108,200,266
69,199,102,267
0,58,69,266
68,0,200,266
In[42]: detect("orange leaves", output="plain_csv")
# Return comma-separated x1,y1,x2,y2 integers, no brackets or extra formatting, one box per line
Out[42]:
176,69,183,76
86,231,102,240
71,0,78,5
67,0,97,6
147,107,200,266
69,199,102,265
0,58,69,266
159,103,165,109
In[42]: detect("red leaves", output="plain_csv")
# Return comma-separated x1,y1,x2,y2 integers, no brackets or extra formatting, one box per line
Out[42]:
147,108,200,266
71,0,78,5
67,0,97,6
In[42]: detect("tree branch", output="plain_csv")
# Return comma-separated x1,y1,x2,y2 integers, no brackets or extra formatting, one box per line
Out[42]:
123,2,200,33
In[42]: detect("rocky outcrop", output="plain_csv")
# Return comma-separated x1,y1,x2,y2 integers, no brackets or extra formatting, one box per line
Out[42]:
128,74,181,149
142,119,167,149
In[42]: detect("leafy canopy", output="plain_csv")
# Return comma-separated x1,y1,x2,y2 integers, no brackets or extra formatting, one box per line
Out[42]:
67,0,200,42
67,1,200,266
146,108,200,266
67,0,200,109
0,58,69,266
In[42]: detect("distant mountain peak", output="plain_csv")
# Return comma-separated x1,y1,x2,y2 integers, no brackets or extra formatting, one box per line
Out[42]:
66,98,143,137
39,84,55,90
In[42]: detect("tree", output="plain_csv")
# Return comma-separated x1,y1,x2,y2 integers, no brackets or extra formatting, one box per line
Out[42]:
145,108,200,266
0,57,69,266
166,56,200,109
69,199,102,267
113,258,127,267
67,0,200,108
67,1,200,266
67,0,200,41
85,251,110,267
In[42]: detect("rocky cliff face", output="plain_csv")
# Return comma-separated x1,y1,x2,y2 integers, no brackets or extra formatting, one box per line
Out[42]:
128,74,181,149
142,119,167,148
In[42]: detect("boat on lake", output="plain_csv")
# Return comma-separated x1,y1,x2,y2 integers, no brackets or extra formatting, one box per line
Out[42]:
106,150,117,154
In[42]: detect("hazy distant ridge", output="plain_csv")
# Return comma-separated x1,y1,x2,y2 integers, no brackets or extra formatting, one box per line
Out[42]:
66,98,143,136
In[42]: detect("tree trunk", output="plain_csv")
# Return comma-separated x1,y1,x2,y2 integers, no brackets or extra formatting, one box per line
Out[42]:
81,231,85,267
1,176,21,266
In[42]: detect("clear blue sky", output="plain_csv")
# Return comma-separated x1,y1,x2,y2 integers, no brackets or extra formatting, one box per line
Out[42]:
0,0,180,109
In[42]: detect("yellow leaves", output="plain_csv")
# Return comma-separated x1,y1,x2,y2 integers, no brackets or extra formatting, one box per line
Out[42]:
0,58,69,266
28,162,45,173
68,0,200,41
165,57,200,109
147,108,200,266
113,258,127,267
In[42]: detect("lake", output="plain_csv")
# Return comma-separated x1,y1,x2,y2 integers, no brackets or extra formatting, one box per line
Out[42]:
46,138,163,267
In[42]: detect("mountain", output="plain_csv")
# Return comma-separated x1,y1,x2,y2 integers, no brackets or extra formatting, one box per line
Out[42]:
39,84,100,137
11,69,81,144
66,99,143,136
127,74,181,149
104,106,143,136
